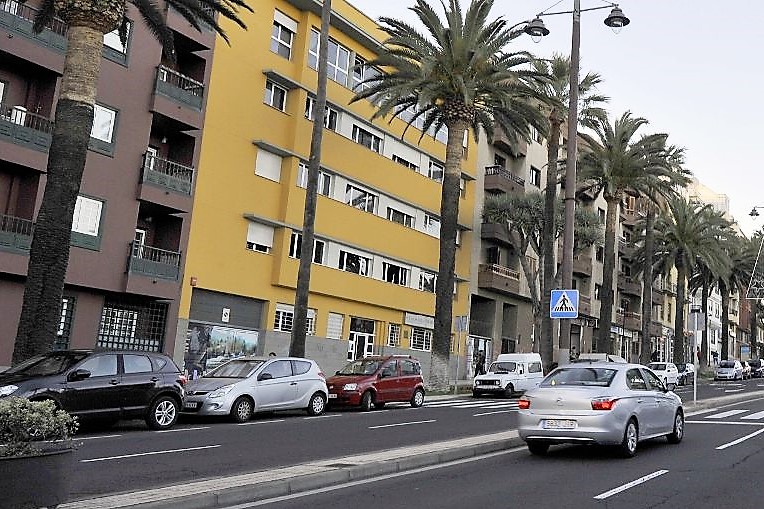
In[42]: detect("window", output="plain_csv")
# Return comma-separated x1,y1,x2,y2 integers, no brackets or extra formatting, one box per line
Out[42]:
424,215,440,236
79,354,118,377
304,97,338,130
288,232,325,264
387,207,414,228
392,155,418,171
91,104,116,143
297,163,332,196
72,196,103,236
596,246,604,262
383,262,409,286
255,149,282,182
428,161,444,183
598,208,606,223
455,229,462,246
494,154,506,168
352,125,382,153
339,250,371,276
528,362,542,373
274,304,315,334
246,222,274,253
123,354,153,374
419,271,436,293
410,327,432,351
345,184,377,213
626,368,648,390
352,56,382,91
595,284,602,300
103,22,130,54
97,299,167,351
327,312,344,339
487,246,500,265
460,178,466,198
529,125,543,143
387,323,401,347
264,81,287,111
530,166,541,187
401,359,420,375
262,360,293,379
55,296,75,351
271,12,296,59
309,29,350,86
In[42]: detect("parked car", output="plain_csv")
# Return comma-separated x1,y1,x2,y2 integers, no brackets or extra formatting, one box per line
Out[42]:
326,355,425,411
647,362,679,388
741,361,752,380
0,349,185,430
182,356,328,422
518,362,684,457
676,363,696,385
748,359,764,378
715,360,744,381
473,353,544,398
573,353,627,363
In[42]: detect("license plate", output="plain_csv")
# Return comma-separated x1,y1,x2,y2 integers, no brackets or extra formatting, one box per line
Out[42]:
184,402,199,409
542,419,576,430
328,393,338,399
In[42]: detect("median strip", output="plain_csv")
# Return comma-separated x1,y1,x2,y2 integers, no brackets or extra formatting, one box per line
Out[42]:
81,445,221,463
593,470,669,500
368,420,435,429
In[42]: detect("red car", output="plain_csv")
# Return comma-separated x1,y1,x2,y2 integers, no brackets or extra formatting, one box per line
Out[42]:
326,355,426,411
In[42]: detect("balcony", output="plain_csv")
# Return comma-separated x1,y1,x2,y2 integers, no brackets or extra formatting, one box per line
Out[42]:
621,208,645,226
572,253,592,277
650,320,662,337
480,222,513,247
618,274,641,297
0,214,32,252
152,66,205,129
0,103,53,153
576,185,598,201
579,294,592,316
484,165,524,195
492,129,527,157
477,263,521,296
617,238,635,257
125,243,181,299
617,310,642,331
0,1,67,55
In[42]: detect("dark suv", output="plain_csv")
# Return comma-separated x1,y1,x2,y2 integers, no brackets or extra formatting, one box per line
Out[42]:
0,350,185,430
326,355,425,411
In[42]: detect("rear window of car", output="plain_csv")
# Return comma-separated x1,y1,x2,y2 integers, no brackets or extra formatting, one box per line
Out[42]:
292,360,312,375
124,354,153,374
750,360,762,368
337,359,382,375
540,367,617,387
719,361,736,368
649,363,666,371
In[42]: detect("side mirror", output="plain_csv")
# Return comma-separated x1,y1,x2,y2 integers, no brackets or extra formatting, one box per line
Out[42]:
335,370,342,375
68,369,91,382
258,372,273,381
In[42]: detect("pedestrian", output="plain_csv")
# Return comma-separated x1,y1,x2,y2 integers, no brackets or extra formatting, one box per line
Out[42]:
475,350,486,376
651,350,659,362
569,346,579,362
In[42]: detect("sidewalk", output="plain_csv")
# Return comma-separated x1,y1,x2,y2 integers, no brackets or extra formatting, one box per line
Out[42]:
60,389,764,509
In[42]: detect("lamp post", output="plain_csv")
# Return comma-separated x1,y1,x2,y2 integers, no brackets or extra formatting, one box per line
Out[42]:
517,3,630,358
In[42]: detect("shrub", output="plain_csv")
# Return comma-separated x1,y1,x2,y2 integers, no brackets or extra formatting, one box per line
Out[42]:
0,398,78,457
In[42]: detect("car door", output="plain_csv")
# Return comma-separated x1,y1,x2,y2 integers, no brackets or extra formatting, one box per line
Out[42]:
376,360,400,402
120,354,157,416
256,360,298,410
62,353,121,418
626,368,657,436
527,361,544,389
398,359,421,401
642,368,674,434
291,360,318,406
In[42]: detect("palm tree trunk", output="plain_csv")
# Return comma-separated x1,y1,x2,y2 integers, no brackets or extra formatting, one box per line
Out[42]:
13,25,104,365
750,301,758,359
430,119,468,391
540,116,561,371
673,259,687,364
700,282,709,368
640,208,655,364
720,284,730,360
597,197,619,354
289,0,331,358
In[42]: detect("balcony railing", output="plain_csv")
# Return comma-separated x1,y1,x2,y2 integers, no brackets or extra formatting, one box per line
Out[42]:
0,214,33,251
0,102,55,151
155,65,205,110
485,165,525,186
0,0,68,50
142,153,194,195
127,242,181,280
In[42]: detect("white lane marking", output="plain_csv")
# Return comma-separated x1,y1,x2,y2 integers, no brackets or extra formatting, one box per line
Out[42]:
741,411,764,420
717,428,764,450
477,403,518,409
451,402,509,408
77,434,122,441
593,470,669,500
473,410,515,417
705,409,748,419
725,389,746,393
304,414,341,420
687,420,764,426
424,400,472,406
237,419,285,426
157,426,210,433
81,445,220,463
685,408,719,417
368,420,436,429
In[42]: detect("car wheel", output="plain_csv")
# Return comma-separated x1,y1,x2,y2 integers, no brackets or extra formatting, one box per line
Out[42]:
360,391,374,412
619,419,638,458
230,396,254,423
667,411,684,444
146,395,179,430
527,440,549,456
374,401,386,409
504,384,514,398
306,392,326,416
410,388,425,408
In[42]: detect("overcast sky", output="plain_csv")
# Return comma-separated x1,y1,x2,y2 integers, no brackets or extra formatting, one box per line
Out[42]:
348,0,764,236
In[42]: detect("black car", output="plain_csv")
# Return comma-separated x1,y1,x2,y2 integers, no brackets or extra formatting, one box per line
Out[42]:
0,350,186,430
749,359,764,378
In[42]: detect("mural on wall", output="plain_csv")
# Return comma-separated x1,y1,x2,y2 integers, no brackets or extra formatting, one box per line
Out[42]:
184,322,259,377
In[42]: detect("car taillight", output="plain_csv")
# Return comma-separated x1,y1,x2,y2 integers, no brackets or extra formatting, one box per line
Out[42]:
518,398,530,409
591,398,617,410
179,375,188,386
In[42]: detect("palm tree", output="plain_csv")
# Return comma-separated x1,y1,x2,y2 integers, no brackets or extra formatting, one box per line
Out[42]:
482,191,602,370
12,0,252,365
688,262,717,368
577,112,687,355
652,199,730,364
532,54,607,367
351,0,547,389
718,234,753,360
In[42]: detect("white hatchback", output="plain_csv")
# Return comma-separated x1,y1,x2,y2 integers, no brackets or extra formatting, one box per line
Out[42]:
647,362,679,388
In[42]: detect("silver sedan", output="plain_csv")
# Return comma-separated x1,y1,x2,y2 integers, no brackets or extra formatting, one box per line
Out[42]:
518,362,683,457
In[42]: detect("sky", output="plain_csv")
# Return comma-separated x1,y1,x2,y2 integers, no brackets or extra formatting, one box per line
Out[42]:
348,0,764,236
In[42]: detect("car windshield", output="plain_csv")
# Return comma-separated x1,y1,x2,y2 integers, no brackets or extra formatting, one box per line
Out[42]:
750,360,761,368
540,367,617,387
488,362,516,374
337,359,382,375
205,360,263,378
2,351,90,376
719,361,736,368
649,363,666,371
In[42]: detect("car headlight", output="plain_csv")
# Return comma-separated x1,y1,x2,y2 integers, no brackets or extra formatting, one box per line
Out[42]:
0,385,18,397
342,383,358,391
209,385,234,399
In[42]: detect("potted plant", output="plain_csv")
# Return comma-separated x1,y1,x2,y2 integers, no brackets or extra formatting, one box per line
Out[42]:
0,397,79,509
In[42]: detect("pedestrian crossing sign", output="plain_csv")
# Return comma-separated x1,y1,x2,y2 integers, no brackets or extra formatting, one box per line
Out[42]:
550,289,579,319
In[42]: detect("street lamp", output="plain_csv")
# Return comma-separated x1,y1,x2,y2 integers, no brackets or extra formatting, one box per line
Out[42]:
750,206,764,218
515,2,630,358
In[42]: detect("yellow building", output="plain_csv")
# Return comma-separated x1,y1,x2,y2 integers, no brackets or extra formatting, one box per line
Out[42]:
176,0,477,376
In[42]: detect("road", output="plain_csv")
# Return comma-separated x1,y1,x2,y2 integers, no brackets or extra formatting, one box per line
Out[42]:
235,392,764,509
68,378,764,500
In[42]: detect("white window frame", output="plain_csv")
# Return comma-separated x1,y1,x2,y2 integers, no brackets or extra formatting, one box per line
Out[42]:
410,327,432,351
428,161,444,183
309,29,351,86
91,104,116,143
246,222,274,253
264,80,287,111
387,207,414,228
339,250,372,277
270,18,294,59
72,196,103,236
352,125,382,153
103,22,130,54
392,154,418,171
304,97,339,130
288,232,325,264
345,184,377,213
382,261,409,287
424,215,441,237
419,271,436,293
387,323,401,347
327,312,344,339
274,304,315,334
530,166,541,187
352,55,382,91
297,163,332,196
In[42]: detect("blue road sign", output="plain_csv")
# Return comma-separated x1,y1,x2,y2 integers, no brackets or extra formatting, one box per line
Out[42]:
550,289,579,319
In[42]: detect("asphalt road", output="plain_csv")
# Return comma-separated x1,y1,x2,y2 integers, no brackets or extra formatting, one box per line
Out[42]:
68,377,764,500
250,393,764,509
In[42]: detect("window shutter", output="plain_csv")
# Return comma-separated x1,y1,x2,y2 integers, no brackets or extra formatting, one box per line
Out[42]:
255,150,283,182
247,222,274,248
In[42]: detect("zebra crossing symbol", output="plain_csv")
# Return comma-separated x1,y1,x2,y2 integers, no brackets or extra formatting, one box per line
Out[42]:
550,290,579,319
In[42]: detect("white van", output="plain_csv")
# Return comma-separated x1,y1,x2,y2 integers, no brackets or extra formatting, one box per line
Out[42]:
472,353,544,398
